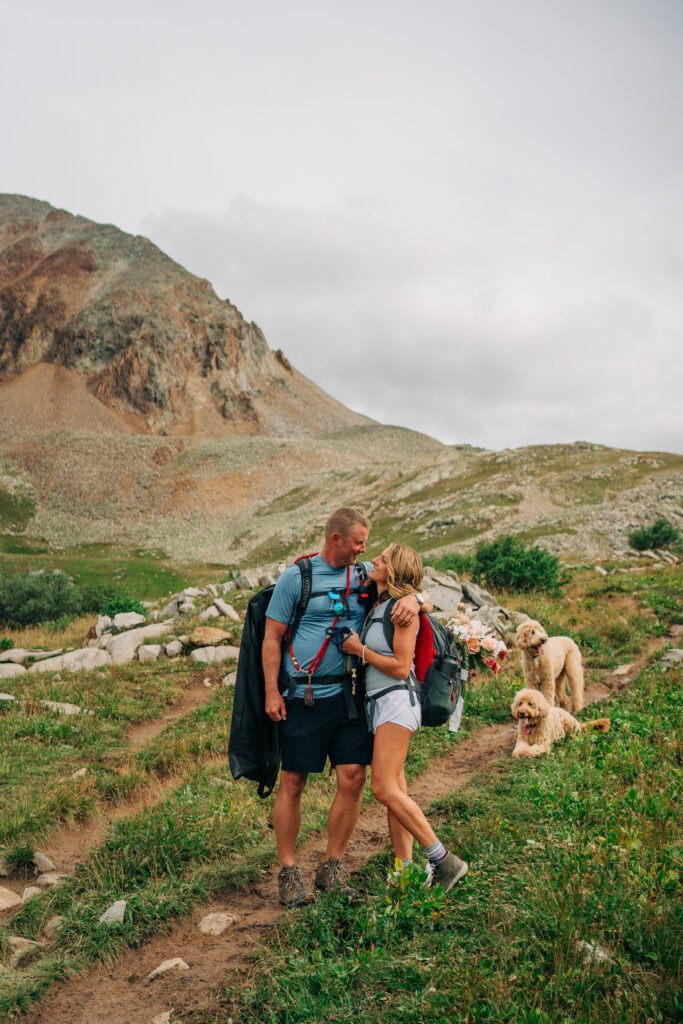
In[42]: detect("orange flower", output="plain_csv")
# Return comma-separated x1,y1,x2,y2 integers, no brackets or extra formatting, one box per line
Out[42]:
467,637,481,654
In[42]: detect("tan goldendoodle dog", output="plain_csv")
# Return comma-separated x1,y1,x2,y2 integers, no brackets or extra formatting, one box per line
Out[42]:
514,619,584,712
511,688,609,758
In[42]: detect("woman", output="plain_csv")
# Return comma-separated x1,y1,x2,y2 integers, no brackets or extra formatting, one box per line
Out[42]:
342,543,468,891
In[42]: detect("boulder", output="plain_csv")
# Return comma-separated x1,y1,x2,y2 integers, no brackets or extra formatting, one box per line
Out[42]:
181,587,206,599
424,570,461,590
0,647,63,664
214,599,240,622
22,886,42,902
461,580,497,608
146,957,190,982
35,872,70,888
138,644,161,664
0,856,9,875
33,852,56,873
159,597,181,618
9,936,44,968
72,767,88,779
99,899,127,925
113,612,146,629
222,671,237,686
0,692,16,702
235,571,260,589
106,621,175,665
44,916,64,938
424,583,463,616
197,911,240,935
165,640,183,657
0,663,26,678
39,701,87,716
217,580,236,593
29,648,112,674
95,615,112,636
178,600,196,614
190,646,240,665
0,886,22,912
660,649,683,668
151,1014,172,1024
198,606,220,621
259,572,277,587
594,565,609,576
189,627,234,646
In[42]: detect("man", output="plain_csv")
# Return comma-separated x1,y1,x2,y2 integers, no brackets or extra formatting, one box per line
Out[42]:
263,507,425,907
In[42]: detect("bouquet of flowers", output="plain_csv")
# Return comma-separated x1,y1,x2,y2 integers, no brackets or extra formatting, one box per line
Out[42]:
445,608,509,677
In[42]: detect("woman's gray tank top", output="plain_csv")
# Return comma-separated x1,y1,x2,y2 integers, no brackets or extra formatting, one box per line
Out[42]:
363,603,417,695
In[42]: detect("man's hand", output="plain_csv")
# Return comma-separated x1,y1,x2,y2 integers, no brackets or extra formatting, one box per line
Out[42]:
265,688,287,722
391,593,420,627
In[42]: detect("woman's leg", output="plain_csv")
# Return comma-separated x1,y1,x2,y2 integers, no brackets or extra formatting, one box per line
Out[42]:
387,770,414,863
372,723,438,848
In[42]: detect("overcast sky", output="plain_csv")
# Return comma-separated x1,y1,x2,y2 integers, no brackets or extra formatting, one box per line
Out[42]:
2,0,682,453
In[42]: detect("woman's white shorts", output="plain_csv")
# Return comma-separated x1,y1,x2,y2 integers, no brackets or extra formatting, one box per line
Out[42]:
367,688,422,734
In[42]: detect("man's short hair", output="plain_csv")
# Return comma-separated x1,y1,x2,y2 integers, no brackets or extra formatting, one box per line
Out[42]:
324,507,370,540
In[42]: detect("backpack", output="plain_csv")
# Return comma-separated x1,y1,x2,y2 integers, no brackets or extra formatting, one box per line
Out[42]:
367,599,466,728
228,557,371,797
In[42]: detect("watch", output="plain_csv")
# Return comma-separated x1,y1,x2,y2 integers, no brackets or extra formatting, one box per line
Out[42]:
416,593,426,606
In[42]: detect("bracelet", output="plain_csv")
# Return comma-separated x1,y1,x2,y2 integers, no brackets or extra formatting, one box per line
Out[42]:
361,645,367,665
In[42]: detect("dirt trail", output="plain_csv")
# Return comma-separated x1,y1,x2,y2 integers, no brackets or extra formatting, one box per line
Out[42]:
22,676,625,1024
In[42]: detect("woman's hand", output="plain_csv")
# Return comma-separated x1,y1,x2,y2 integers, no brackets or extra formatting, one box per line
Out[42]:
342,629,363,656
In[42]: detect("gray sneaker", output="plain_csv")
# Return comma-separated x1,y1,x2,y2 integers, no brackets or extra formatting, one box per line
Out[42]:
278,864,309,908
430,852,468,893
314,857,355,897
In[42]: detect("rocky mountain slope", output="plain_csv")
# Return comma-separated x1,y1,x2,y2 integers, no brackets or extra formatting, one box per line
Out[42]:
0,195,368,437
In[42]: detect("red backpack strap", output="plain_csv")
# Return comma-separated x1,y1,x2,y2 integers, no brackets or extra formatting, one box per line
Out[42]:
414,614,436,683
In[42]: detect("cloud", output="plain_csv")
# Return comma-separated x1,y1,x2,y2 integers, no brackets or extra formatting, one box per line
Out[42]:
142,196,682,453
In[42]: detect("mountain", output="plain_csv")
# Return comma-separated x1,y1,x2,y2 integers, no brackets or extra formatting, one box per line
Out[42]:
0,195,368,437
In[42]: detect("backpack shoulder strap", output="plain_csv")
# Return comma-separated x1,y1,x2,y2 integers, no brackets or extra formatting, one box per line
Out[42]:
285,557,313,644
381,597,397,650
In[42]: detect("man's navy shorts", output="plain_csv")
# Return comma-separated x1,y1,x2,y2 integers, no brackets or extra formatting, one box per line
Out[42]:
279,690,374,774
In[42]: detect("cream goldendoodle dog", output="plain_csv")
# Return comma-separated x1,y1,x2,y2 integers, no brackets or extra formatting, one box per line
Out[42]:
515,619,584,712
511,688,609,758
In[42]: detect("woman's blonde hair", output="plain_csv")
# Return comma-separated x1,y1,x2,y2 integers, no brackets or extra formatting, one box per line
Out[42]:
385,543,424,599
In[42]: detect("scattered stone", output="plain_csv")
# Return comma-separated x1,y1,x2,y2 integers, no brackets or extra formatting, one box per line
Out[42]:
221,671,237,686
218,580,236,593
426,570,461,590
198,605,220,621
189,627,233,646
146,957,190,983
207,584,219,597
641,550,661,561
258,572,277,587
151,1012,173,1024
0,648,63,664
29,648,112,674
659,649,683,668
113,612,147,629
0,664,27,678
235,571,260,590
178,600,196,615
8,935,44,968
165,640,183,657
160,597,181,618
669,624,683,638
22,886,42,902
190,646,240,665
209,776,231,787
99,899,128,925
594,565,609,576
0,886,22,912
138,644,162,663
39,701,86,716
197,911,240,936
213,599,240,621
576,939,614,967
72,767,88,779
0,691,17,701
44,915,64,938
613,663,635,677
181,587,205,599
95,615,113,636
35,872,70,888
203,679,212,688
106,621,175,665
32,851,56,873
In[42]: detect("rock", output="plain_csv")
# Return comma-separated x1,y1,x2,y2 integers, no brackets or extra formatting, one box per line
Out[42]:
221,671,237,686
576,939,614,966
669,624,683,638
258,572,277,587
165,640,183,657
213,599,240,622
35,872,69,888
95,615,112,636
198,606,220,621
159,597,181,618
509,610,531,629
461,580,497,608
0,886,22,912
0,857,9,875
613,663,635,677
209,776,231,787
178,600,196,615
181,587,205,599
39,701,86,716
29,648,113,674
8,935,44,968
146,957,190,983
72,767,88,779
44,915,64,938
189,627,234,646
0,648,63,664
218,580,236,593
106,621,175,665
203,679,212,688
22,886,42,902
113,612,146,629
197,911,240,936
659,649,683,667
0,664,26,678
206,584,219,597
151,1013,172,1024
33,851,56,873
424,570,461,590
99,899,127,925
641,549,661,561
235,571,259,590
594,565,609,576
424,583,463,616
190,646,240,665
138,644,162,663
0,692,16,701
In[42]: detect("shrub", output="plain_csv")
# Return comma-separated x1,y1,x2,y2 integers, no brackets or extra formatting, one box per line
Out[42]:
628,518,680,552
0,571,83,628
431,552,474,575
79,583,146,618
471,534,563,592
0,636,14,650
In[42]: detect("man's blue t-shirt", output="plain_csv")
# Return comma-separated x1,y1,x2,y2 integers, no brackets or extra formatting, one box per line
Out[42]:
267,554,372,699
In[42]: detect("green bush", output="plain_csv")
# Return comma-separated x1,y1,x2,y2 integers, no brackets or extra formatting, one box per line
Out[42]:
431,552,474,575
0,571,83,628
628,517,680,551
0,636,14,651
79,583,145,618
471,534,563,592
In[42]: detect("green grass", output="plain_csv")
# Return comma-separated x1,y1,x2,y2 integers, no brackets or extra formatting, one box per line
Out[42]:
0,489,35,531
199,662,682,1024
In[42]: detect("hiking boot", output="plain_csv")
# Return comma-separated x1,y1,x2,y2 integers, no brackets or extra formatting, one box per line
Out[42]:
278,864,309,908
429,852,468,893
314,857,355,897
